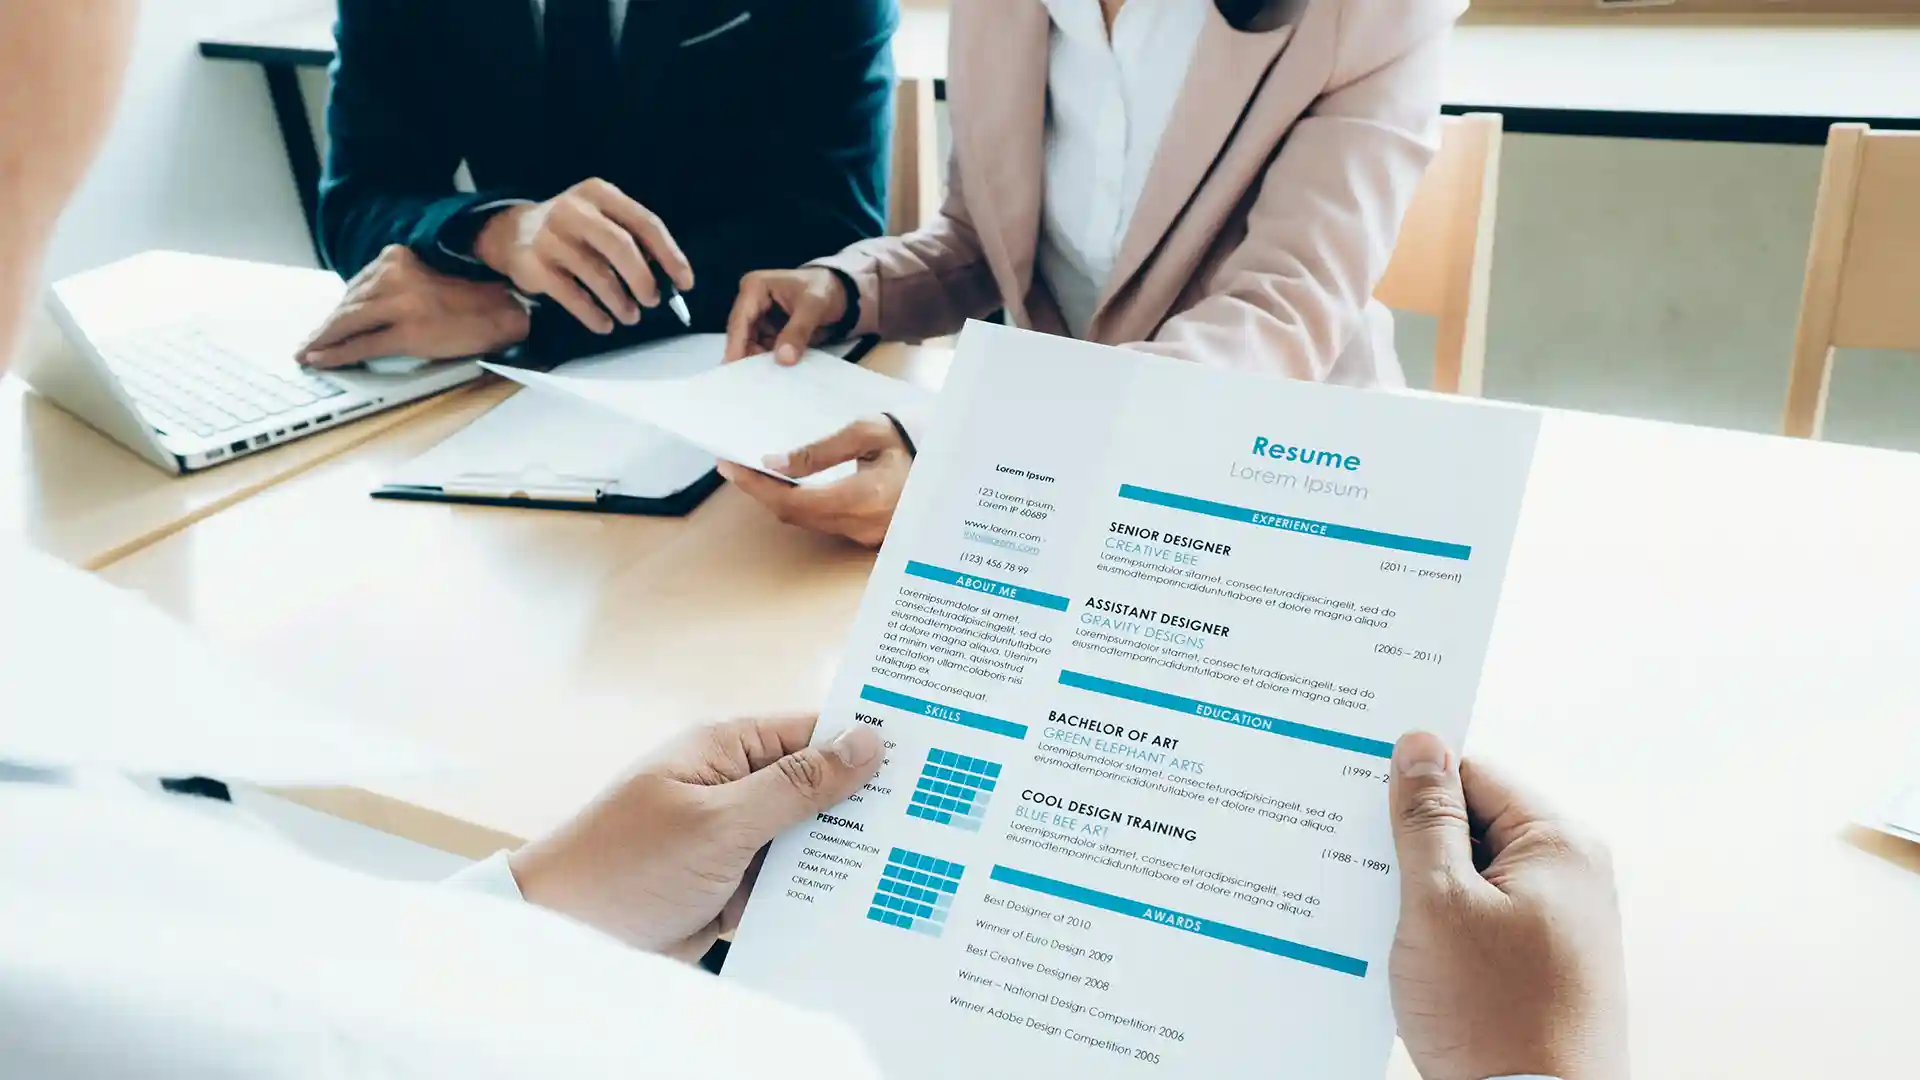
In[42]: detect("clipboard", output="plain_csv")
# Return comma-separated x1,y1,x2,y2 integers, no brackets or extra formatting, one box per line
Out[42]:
373,335,870,517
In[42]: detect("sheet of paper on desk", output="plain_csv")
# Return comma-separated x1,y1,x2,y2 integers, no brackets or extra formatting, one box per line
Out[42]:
481,345,932,487
0,544,439,785
1869,782,1920,843
388,346,723,498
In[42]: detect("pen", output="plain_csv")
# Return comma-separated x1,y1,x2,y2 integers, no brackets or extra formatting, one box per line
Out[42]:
652,258,692,328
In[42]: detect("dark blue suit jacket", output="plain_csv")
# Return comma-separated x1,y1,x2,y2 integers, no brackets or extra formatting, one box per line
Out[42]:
318,0,897,363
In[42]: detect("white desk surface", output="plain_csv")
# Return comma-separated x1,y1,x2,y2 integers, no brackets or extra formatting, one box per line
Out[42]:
95,342,1920,1079
205,7,1920,127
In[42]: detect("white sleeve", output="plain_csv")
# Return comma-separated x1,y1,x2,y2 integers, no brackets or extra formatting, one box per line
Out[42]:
442,850,526,903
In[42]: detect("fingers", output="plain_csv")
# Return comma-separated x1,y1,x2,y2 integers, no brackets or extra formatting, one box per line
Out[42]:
576,213,655,313
1388,731,1484,901
717,461,833,526
718,461,802,499
553,239,636,328
769,417,893,479
718,724,883,843
1459,757,1560,862
589,181,694,291
299,296,395,358
724,275,776,363
773,292,828,366
698,713,822,777
538,266,617,335
303,325,407,370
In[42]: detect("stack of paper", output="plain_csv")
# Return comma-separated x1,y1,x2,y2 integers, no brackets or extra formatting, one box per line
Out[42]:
385,336,732,501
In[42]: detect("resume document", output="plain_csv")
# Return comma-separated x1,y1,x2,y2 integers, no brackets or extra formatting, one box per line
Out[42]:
727,324,1540,1077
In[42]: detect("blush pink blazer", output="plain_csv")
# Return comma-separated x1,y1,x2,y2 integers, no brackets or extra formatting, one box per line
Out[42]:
815,0,1465,388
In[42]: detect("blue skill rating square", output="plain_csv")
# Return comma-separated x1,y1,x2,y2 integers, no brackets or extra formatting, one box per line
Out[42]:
872,846,966,937
909,748,1003,832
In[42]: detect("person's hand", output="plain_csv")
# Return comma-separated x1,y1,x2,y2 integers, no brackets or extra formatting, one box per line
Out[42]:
723,267,850,364
473,178,694,335
509,715,883,962
715,415,909,548
1387,731,1630,1080
297,245,530,369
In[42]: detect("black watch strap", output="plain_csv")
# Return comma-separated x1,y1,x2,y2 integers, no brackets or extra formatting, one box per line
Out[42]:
821,266,862,342
883,412,918,458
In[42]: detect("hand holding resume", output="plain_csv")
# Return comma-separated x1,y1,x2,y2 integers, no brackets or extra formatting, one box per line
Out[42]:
725,324,1541,1077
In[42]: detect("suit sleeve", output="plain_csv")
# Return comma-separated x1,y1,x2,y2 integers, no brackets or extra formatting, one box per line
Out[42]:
317,0,534,278
521,0,900,364
807,149,1003,345
1132,0,1464,379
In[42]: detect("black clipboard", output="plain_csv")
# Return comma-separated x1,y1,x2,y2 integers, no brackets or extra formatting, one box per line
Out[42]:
373,467,725,517
369,337,877,518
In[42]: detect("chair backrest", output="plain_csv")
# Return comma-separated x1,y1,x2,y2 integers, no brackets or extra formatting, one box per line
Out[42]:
1782,124,1920,439
889,77,941,236
1374,112,1504,397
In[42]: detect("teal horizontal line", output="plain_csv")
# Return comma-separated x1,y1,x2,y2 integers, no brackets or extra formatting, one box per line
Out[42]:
1117,484,1470,561
904,560,1071,610
860,685,1028,740
989,865,1366,977
1057,670,1393,759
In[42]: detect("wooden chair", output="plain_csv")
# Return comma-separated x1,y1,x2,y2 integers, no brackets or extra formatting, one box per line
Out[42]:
1374,112,1505,397
889,77,941,236
1782,124,1920,439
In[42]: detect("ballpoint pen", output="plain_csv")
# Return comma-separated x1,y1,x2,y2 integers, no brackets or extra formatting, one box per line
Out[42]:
652,258,692,328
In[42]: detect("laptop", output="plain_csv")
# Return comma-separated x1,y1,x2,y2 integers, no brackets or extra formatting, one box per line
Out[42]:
20,251,483,474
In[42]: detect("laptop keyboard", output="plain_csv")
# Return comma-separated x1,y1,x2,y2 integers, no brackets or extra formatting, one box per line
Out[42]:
98,325,349,440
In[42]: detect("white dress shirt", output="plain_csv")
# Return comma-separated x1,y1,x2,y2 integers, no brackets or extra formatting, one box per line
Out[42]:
446,848,528,900
0,776,879,1079
1036,0,1210,338
532,0,632,44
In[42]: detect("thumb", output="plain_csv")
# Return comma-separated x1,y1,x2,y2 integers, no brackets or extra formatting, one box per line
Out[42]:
1388,731,1479,901
721,724,884,842
766,418,883,479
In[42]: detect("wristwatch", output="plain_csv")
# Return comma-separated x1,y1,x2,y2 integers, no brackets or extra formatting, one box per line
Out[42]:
820,266,862,342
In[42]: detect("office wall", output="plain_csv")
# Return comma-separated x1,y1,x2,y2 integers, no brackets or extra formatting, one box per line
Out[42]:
42,0,319,282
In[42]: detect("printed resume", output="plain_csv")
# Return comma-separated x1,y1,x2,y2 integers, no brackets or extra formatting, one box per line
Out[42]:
727,323,1540,1077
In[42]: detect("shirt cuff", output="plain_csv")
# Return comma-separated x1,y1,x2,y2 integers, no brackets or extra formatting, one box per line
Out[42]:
442,849,526,903
435,198,537,268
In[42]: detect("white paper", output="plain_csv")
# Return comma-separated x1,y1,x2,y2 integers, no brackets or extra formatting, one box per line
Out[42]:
389,337,729,498
725,323,1540,1078
1868,782,1920,844
481,342,932,488
0,544,439,785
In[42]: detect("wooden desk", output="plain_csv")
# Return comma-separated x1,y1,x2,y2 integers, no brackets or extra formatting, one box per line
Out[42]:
95,340,1920,1076
0,324,466,570
95,345,955,851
